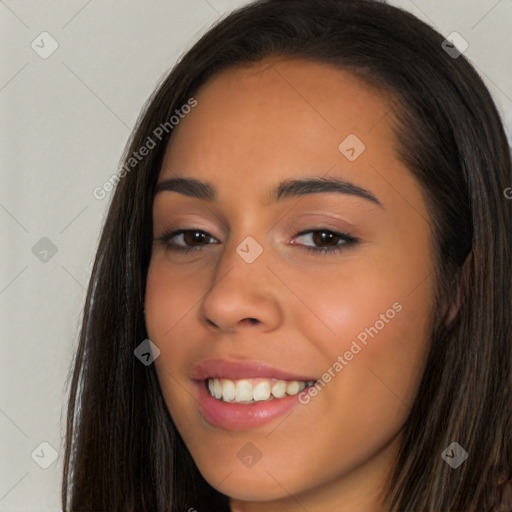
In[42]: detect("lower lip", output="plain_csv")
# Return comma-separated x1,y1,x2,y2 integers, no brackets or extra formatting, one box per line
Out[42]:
195,380,306,431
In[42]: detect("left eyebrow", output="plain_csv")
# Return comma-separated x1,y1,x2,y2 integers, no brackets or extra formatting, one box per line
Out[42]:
154,176,383,208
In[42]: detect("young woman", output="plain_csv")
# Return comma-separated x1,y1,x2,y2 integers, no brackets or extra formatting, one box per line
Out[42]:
62,0,511,510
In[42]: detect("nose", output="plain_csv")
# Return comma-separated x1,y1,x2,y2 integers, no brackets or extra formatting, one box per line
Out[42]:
199,234,283,334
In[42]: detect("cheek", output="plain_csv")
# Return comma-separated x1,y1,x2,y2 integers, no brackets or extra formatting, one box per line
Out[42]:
144,258,201,341
287,238,435,428
144,258,204,386
288,239,434,364
267,263,434,483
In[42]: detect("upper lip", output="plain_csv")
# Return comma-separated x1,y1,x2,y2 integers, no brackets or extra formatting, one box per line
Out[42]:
190,358,317,382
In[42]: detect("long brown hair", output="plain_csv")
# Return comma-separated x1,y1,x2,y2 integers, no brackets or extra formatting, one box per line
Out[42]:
62,0,511,510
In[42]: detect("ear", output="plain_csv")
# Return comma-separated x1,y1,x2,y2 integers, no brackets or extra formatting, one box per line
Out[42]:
444,251,472,326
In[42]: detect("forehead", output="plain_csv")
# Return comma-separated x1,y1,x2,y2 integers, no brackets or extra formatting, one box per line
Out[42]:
169,56,395,140
157,57,406,209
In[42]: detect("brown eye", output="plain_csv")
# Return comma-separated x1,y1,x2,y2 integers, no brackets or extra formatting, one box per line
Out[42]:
292,229,359,256
155,227,358,256
156,229,218,253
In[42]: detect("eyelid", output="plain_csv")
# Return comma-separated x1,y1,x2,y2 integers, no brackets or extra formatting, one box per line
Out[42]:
296,212,357,228
282,215,360,241
153,218,358,241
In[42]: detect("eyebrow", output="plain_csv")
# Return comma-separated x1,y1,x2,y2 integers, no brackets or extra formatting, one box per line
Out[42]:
154,176,383,208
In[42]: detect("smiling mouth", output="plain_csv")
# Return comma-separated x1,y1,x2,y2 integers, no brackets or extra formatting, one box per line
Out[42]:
205,377,316,403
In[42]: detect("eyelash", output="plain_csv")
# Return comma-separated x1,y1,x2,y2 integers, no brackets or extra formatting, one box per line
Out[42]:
155,227,359,256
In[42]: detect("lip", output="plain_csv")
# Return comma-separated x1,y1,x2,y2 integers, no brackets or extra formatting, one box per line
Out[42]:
189,358,317,381
190,358,317,431
195,380,311,431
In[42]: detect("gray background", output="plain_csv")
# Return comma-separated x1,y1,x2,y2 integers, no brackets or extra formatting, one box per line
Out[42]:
1,1,511,510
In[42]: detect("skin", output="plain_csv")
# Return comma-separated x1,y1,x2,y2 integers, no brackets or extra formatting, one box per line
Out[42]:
144,56,437,511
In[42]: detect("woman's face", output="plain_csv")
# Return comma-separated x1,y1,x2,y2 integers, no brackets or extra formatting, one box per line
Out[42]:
145,57,436,510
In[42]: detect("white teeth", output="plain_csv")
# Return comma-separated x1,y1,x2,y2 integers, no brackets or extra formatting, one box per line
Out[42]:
286,380,305,395
206,378,315,403
235,380,253,402
221,379,235,402
253,381,271,401
212,378,222,399
271,380,286,398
